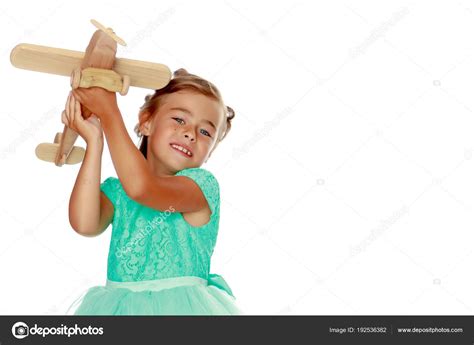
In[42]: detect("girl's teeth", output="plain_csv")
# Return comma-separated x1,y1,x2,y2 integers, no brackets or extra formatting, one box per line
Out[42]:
172,144,192,156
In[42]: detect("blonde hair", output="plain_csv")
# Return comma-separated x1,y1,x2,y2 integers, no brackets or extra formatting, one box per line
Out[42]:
134,68,235,159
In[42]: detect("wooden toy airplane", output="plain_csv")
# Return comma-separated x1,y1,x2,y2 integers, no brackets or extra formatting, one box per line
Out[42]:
10,19,171,167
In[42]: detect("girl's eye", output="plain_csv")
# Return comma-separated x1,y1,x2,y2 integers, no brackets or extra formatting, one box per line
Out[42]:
172,117,185,124
173,117,212,138
200,129,211,137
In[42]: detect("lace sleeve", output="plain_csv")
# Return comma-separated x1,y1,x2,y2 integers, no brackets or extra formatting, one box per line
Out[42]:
175,168,220,217
100,177,120,207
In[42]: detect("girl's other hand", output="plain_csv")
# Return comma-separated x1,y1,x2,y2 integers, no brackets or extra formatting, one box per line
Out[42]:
72,87,119,121
62,92,103,145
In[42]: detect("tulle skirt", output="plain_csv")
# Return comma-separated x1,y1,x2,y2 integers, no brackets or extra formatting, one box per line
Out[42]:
66,275,243,315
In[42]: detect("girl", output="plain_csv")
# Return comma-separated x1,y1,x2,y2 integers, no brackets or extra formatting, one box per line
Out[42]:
64,68,242,315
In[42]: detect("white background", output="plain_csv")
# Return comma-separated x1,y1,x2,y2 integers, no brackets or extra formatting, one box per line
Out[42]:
1,0,474,315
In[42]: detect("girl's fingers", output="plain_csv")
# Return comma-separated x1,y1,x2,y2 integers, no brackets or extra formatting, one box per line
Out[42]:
72,89,83,103
61,110,68,126
68,93,75,122
74,99,82,119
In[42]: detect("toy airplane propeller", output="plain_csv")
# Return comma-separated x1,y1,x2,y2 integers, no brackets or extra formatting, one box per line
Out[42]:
10,19,171,167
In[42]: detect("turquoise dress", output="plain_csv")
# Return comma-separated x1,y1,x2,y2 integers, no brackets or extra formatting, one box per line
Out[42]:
66,167,242,315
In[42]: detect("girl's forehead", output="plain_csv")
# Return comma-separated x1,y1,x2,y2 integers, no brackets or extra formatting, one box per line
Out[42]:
157,92,225,125
165,91,220,109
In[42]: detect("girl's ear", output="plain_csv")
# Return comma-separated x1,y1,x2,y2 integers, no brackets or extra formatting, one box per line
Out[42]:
139,113,153,136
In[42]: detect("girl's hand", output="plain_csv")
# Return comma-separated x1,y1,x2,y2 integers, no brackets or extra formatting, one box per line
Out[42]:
62,92,103,145
72,87,119,122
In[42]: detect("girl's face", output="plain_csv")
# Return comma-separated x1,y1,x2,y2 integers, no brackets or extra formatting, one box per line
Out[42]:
140,90,225,176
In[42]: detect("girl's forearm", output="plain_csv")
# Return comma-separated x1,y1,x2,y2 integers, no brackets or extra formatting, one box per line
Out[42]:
100,109,150,198
68,139,104,234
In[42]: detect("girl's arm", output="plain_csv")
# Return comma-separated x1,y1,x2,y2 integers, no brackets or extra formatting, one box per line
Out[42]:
69,139,113,237
72,87,208,213
100,109,208,213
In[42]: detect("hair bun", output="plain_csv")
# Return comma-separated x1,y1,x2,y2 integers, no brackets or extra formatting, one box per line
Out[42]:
173,68,189,77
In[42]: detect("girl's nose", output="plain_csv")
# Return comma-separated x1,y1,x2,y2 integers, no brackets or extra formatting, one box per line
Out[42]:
184,133,195,142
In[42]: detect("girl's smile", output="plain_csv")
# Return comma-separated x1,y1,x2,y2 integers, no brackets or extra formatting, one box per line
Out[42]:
170,143,193,157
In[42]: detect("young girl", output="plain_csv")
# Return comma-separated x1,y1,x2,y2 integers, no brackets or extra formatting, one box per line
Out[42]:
64,68,242,315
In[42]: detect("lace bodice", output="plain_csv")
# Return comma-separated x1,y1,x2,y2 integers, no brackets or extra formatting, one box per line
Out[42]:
100,168,220,282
